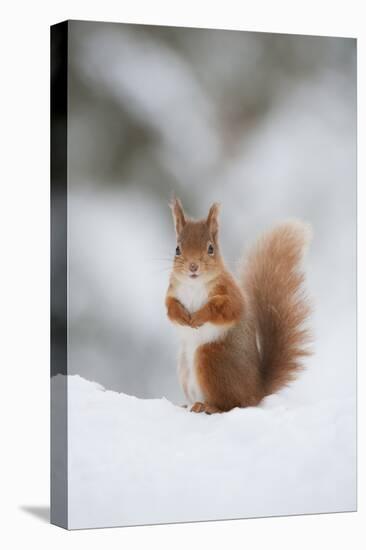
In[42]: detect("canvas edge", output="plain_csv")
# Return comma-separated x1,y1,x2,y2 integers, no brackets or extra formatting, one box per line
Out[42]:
50,20,69,530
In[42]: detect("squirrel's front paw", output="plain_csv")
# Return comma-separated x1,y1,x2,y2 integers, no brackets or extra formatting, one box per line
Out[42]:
190,313,204,329
176,311,191,326
167,299,191,326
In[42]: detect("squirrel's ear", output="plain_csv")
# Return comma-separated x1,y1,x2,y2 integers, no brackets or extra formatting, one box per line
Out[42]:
206,202,220,241
170,198,186,236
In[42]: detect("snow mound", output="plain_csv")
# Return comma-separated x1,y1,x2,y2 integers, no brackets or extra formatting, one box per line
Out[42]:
62,375,356,529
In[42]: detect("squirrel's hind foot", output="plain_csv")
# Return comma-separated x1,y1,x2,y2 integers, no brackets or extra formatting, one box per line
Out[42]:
190,402,222,415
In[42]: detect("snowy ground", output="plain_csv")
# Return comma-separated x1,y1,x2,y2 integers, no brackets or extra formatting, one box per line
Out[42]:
61,374,356,529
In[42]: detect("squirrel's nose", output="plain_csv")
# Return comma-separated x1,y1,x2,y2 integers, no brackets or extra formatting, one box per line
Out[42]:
189,263,199,273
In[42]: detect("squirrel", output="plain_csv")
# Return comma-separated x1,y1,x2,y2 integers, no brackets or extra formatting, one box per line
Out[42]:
165,199,312,414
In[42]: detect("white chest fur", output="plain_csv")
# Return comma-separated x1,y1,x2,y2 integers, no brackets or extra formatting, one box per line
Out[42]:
175,277,208,313
174,279,227,404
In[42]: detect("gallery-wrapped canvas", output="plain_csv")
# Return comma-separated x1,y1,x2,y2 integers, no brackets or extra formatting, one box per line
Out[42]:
51,20,357,529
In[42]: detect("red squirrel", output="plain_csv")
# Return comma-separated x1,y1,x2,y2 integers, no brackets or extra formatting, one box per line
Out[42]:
166,199,311,414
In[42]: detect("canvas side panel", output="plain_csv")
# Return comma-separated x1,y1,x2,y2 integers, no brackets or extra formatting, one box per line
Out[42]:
50,20,68,529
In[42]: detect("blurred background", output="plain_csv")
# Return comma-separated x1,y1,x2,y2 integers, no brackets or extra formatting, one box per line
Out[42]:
65,20,356,404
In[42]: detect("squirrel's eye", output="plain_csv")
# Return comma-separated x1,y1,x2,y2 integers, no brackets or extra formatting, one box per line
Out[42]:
208,244,214,255
175,246,181,256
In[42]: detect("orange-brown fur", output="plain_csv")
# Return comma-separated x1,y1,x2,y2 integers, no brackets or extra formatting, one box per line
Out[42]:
243,223,312,396
166,199,312,414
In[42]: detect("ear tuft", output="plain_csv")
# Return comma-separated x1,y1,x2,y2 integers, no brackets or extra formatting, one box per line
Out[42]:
206,202,220,241
169,198,186,236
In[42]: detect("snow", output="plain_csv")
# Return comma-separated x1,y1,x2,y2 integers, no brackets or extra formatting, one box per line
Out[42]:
62,374,356,529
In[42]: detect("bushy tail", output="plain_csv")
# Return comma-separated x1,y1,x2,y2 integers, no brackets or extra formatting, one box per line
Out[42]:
242,221,312,396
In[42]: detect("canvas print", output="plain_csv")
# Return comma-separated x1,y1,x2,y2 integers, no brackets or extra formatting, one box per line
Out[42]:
51,20,357,529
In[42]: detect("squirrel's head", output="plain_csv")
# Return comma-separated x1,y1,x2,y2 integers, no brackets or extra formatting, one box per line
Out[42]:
169,198,223,282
